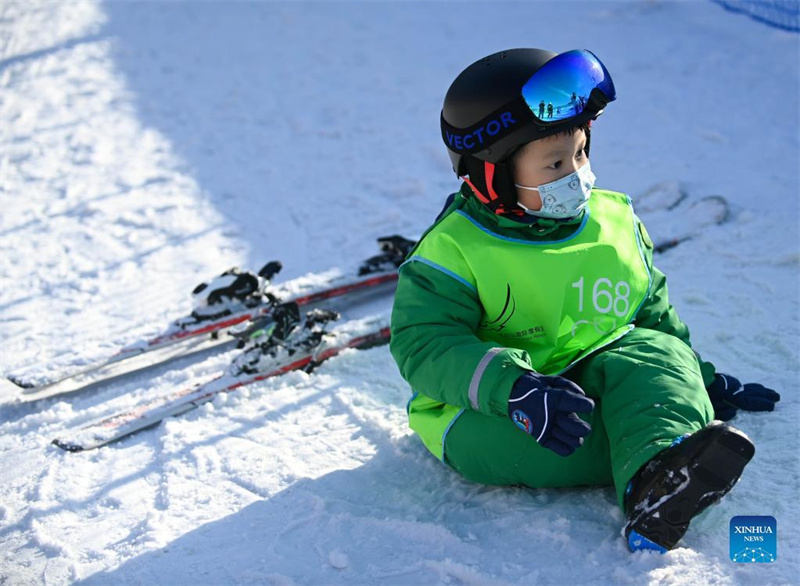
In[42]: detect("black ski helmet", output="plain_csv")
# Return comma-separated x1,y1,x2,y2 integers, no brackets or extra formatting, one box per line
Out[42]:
441,48,615,213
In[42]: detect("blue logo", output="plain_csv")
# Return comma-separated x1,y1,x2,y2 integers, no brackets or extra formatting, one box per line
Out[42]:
730,516,776,563
445,112,518,152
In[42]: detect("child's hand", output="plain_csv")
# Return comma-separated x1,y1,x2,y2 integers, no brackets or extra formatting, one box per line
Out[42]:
507,372,595,457
706,373,781,421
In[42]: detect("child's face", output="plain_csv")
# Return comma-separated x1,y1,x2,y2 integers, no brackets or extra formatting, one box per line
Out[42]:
512,129,588,211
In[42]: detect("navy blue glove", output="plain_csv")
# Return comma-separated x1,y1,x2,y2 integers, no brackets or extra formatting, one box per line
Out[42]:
707,373,781,421
508,372,595,457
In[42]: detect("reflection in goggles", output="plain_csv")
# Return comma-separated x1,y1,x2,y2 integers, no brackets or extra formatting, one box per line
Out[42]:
521,50,616,124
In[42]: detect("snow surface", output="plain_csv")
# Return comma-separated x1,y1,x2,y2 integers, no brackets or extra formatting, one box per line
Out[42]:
1,1,798,584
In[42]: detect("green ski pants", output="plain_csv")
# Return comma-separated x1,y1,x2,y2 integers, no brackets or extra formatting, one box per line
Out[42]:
442,328,715,508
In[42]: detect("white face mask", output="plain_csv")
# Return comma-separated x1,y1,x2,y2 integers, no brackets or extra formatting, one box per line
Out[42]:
515,161,596,219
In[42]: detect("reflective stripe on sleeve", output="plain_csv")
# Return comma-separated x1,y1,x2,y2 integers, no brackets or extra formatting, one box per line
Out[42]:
468,347,504,410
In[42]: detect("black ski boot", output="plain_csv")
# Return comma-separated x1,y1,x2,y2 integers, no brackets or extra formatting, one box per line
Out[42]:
623,421,755,553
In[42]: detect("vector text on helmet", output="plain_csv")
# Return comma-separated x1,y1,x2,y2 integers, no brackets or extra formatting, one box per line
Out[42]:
444,111,518,152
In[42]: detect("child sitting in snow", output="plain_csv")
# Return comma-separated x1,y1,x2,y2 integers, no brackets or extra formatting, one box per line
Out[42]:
389,48,780,552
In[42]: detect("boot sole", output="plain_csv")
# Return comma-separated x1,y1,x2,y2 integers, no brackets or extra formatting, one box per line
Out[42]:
626,423,755,552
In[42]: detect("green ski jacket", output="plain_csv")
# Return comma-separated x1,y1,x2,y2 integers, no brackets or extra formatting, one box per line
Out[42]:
390,184,715,460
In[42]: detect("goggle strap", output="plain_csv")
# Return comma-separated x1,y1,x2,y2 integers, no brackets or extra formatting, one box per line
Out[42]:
461,164,509,216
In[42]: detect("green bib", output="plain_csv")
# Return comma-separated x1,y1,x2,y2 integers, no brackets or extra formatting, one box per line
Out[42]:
411,189,652,375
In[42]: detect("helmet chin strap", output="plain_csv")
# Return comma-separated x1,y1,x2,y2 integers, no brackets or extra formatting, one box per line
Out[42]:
461,162,497,204
461,161,518,215
461,174,490,204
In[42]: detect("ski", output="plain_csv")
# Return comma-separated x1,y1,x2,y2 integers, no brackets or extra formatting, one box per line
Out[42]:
8,235,414,403
52,304,390,451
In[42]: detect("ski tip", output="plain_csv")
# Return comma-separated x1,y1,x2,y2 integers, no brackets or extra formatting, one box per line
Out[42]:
6,375,34,389
51,438,85,453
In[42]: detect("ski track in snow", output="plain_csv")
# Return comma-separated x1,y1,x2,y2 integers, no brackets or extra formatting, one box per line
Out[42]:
1,1,798,584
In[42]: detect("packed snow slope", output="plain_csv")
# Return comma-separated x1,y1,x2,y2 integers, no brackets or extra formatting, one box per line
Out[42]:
1,1,798,584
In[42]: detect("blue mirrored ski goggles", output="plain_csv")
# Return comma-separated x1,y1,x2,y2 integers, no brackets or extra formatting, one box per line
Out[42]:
521,49,616,124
